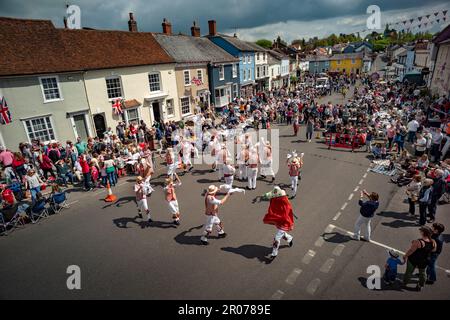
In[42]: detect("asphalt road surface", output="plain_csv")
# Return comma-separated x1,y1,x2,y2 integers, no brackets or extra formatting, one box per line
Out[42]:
1,90,449,300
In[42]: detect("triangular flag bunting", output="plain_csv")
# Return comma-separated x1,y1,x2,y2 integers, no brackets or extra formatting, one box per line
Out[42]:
426,14,430,19
437,19,440,23
418,16,422,22
424,22,428,27
418,24,421,29
443,10,448,16
410,18,414,23
434,12,439,16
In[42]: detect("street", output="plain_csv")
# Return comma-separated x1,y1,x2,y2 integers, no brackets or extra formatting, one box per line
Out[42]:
1,90,449,300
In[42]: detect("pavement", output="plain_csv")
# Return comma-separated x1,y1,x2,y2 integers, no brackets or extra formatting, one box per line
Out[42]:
1,89,449,300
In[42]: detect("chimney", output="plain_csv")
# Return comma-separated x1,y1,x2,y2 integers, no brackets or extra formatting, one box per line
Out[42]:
162,18,172,35
128,12,138,32
208,20,217,36
63,16,68,29
191,21,200,37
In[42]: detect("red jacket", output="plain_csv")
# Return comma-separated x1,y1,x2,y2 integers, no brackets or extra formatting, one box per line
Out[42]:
263,196,295,231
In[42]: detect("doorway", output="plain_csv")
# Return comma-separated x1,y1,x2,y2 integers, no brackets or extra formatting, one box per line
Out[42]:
73,114,89,141
152,102,161,123
93,113,106,138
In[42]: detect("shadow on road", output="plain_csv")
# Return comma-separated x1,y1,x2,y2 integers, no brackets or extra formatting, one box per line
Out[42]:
322,232,353,243
377,211,419,229
197,178,219,184
102,196,137,209
113,216,140,228
221,244,287,264
174,225,206,246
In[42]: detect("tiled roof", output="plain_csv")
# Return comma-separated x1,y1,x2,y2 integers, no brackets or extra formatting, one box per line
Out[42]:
267,49,288,60
153,33,238,64
433,23,450,44
0,17,174,77
329,52,364,60
216,34,258,51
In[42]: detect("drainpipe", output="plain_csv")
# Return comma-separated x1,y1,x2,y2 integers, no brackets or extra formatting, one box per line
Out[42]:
82,71,96,138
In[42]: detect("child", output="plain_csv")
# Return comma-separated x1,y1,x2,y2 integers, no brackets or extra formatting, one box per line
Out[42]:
163,175,182,226
90,163,100,188
99,162,107,187
383,249,404,285
134,176,151,228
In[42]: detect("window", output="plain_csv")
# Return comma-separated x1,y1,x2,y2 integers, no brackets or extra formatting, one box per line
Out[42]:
122,108,140,125
243,69,246,81
197,70,203,83
242,55,246,64
233,84,238,98
271,68,274,77
337,60,341,65
257,53,260,61
180,97,191,115
40,77,62,102
248,55,252,64
105,77,122,100
166,99,174,116
248,69,252,80
24,116,55,142
315,62,319,67
257,67,260,78
351,59,356,64
219,65,225,80
184,70,191,86
263,53,266,60
148,73,161,92
232,64,237,78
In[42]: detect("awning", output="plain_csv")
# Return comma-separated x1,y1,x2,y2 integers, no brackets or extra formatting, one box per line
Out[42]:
123,99,141,109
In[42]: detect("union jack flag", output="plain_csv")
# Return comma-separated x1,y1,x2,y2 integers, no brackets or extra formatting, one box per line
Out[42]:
112,98,124,115
0,96,11,125
191,77,203,86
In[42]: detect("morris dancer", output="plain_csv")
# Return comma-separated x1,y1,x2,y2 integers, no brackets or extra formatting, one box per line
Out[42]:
200,185,231,245
134,176,152,228
287,151,303,199
164,175,182,226
237,144,249,182
165,147,178,179
181,138,194,174
263,186,295,259
260,140,276,183
247,147,259,190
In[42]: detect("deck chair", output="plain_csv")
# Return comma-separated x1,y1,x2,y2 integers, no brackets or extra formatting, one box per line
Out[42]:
49,192,69,214
0,204,25,234
8,182,23,201
30,199,49,223
0,212,6,235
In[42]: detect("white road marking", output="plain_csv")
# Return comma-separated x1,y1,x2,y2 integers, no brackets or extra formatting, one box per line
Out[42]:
341,203,348,211
363,173,368,178
332,212,342,221
285,268,302,285
270,290,284,300
67,200,79,206
314,236,325,247
354,186,360,192
320,258,335,273
302,250,316,265
332,244,345,257
324,224,335,233
306,279,321,295
348,193,354,201
328,224,450,273
358,179,364,185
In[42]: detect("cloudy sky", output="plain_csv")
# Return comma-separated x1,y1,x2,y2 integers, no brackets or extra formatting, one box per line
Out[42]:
0,0,449,42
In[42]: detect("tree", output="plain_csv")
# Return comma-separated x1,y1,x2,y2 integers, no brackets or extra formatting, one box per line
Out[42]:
256,39,272,49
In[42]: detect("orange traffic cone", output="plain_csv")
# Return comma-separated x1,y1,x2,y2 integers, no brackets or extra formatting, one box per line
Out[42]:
104,182,117,202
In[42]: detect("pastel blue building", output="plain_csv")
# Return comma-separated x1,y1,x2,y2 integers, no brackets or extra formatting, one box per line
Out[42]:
307,56,331,74
206,20,256,98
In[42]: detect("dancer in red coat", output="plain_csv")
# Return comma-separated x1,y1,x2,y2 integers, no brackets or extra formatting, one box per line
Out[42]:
263,186,295,258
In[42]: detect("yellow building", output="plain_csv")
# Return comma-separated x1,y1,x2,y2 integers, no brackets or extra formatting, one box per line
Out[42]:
330,53,363,75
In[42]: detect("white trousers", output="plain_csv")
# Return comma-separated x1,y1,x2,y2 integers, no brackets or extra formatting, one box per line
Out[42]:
248,168,258,189
354,215,372,241
290,176,298,196
201,215,224,242
238,164,248,180
272,229,293,257
217,164,224,179
224,176,234,187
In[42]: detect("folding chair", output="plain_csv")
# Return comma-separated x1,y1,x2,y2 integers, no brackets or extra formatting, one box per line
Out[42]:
1,204,25,234
49,192,69,214
8,182,23,201
30,199,49,223
0,212,6,235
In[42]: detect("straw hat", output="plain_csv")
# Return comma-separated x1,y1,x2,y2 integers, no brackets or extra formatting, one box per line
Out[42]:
423,178,434,187
207,185,219,195
136,176,143,183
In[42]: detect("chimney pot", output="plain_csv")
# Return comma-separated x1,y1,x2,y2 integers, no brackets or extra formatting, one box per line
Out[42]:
208,20,217,36
162,18,172,35
128,12,138,32
191,21,201,37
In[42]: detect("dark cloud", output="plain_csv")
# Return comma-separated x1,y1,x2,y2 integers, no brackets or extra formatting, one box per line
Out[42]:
0,0,448,36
